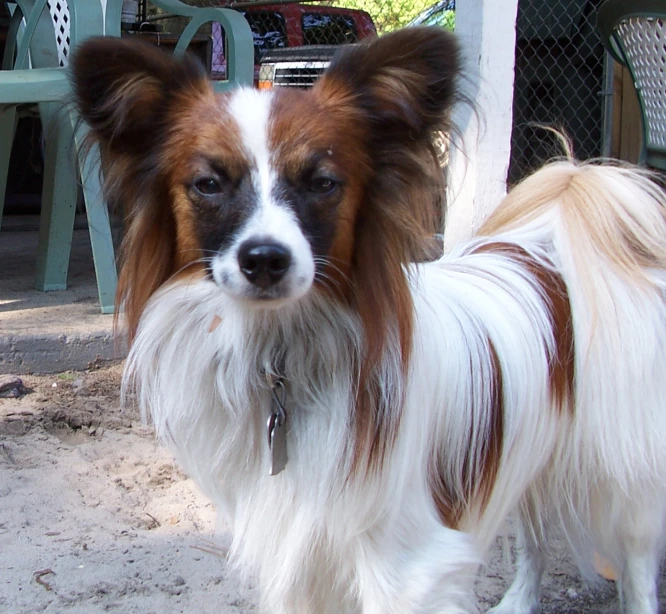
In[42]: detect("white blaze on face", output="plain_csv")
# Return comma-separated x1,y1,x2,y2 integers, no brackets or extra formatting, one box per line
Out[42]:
211,88,315,304
230,88,274,206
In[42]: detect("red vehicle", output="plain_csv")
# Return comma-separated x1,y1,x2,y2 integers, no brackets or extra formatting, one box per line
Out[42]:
211,3,377,85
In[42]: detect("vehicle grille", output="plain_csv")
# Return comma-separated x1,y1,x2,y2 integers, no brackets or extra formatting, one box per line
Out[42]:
273,63,328,88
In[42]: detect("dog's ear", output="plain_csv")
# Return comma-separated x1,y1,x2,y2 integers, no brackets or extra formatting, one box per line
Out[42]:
71,37,208,156
318,26,460,141
311,29,461,450
71,38,211,339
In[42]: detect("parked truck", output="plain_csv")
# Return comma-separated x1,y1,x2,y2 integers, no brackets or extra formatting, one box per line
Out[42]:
211,3,377,87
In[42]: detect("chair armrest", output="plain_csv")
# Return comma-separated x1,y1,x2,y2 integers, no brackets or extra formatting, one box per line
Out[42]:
0,68,69,104
147,0,254,88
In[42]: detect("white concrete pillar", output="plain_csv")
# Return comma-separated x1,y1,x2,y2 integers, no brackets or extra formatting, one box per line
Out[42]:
444,0,520,249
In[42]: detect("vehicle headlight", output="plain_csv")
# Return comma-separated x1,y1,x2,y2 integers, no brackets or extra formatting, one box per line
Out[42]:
258,64,275,90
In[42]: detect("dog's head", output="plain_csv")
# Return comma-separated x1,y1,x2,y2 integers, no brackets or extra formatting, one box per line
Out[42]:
73,28,460,351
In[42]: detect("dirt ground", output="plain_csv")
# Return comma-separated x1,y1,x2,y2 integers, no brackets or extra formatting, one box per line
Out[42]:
0,361,664,613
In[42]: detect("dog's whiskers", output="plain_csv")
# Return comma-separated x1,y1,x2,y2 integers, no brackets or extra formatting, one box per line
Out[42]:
165,257,214,286
313,257,349,287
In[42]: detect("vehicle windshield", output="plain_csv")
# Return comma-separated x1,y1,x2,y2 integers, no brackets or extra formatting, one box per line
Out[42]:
408,0,455,29
302,13,358,45
241,11,288,62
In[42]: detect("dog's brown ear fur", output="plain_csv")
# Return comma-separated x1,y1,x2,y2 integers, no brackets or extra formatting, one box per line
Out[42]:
320,26,460,144
72,39,211,340
314,28,462,472
71,37,208,157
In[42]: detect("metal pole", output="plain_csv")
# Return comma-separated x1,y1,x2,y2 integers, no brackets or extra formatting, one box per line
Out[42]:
600,51,615,158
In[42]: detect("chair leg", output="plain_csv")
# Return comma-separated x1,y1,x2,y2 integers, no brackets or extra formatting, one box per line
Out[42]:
0,106,18,230
34,102,78,291
72,116,117,314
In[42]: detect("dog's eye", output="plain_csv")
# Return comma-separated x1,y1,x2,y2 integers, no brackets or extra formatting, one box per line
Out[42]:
309,176,337,195
194,178,222,196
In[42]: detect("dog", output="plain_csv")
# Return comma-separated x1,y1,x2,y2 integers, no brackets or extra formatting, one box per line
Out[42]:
72,27,666,613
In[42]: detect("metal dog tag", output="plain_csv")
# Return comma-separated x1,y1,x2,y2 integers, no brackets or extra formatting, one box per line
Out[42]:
267,378,288,476
267,412,288,475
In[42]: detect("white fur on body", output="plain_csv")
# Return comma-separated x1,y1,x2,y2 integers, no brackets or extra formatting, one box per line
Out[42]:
124,163,666,613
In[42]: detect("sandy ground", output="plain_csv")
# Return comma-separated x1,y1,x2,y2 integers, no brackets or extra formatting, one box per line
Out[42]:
1,361,664,613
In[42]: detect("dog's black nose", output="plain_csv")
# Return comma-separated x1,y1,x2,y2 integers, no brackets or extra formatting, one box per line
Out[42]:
238,241,292,288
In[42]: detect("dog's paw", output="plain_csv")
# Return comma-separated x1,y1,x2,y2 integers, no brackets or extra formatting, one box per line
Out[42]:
486,598,541,614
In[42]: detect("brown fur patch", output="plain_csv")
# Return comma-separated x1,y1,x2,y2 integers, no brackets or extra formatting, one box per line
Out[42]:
482,338,505,507
429,336,505,528
161,92,247,267
114,188,176,341
71,38,215,341
113,87,224,341
473,242,575,414
307,30,459,473
351,214,416,471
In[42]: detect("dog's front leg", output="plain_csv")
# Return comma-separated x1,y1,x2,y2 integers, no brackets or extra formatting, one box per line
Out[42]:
355,522,480,614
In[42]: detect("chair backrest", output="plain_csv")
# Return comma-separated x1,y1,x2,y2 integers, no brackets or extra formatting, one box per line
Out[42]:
6,0,253,90
598,0,666,170
148,0,253,89
4,0,104,69
47,0,70,66
46,0,108,65
106,0,253,90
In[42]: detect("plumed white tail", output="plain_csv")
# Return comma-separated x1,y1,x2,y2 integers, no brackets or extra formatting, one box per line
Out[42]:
483,160,666,281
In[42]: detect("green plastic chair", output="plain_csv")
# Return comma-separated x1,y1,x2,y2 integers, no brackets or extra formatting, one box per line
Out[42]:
105,0,254,94
0,0,116,312
0,0,253,314
598,0,666,171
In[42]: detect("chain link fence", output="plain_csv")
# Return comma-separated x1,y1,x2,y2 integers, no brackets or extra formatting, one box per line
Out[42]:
509,0,607,184
140,0,607,182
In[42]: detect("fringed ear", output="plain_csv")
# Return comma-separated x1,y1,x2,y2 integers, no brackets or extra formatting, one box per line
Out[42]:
71,37,208,157
71,38,211,341
322,26,460,145
314,27,462,472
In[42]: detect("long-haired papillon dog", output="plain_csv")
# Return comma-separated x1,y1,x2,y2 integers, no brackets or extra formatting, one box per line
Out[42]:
72,27,666,613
